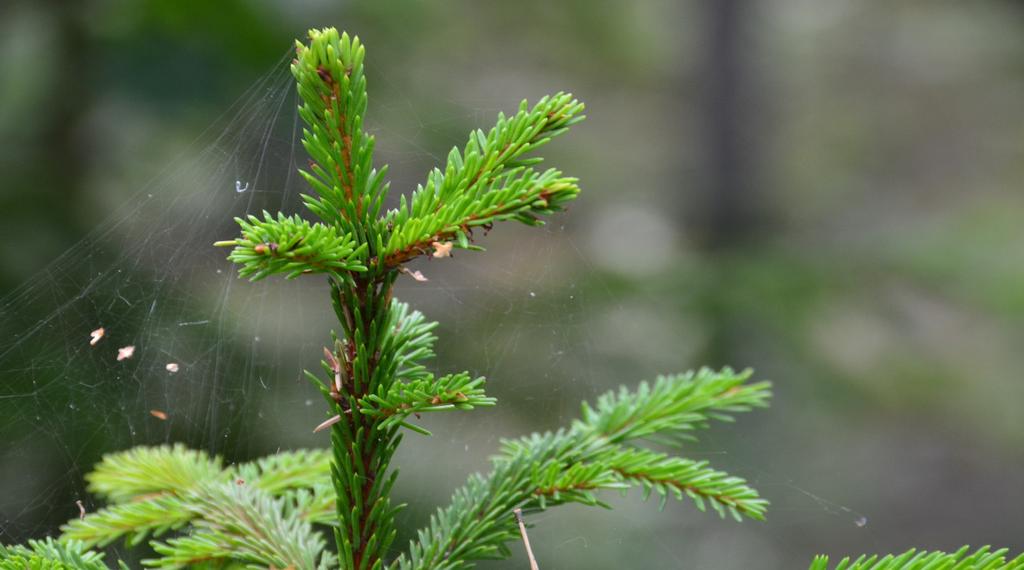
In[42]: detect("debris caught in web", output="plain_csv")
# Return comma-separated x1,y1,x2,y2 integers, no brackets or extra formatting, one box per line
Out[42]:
116,346,135,361
165,362,179,373
150,409,168,420
89,328,105,346
76,500,86,520
235,180,249,193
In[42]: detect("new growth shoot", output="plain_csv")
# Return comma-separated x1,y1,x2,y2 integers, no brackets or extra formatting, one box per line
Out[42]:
208,27,764,570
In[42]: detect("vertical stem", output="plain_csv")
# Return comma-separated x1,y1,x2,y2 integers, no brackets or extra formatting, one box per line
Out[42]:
293,28,404,569
330,274,399,569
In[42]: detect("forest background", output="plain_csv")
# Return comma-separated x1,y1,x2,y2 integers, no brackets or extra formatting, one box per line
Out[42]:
1,1,1023,568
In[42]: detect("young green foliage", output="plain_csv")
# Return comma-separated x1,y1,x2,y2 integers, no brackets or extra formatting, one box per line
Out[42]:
7,442,1020,569
59,445,335,567
292,31,379,235
381,94,584,268
214,27,591,570
0,539,114,570
215,212,368,281
809,546,1024,570
41,367,772,569
393,368,771,570
147,482,332,570
200,26,768,570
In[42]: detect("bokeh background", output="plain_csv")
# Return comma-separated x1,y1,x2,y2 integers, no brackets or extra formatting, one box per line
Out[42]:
2,0,1024,568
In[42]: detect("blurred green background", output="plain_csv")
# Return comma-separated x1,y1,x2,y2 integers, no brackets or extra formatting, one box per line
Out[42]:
2,0,1024,568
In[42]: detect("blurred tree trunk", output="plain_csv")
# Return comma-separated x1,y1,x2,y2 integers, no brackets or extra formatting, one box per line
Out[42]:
696,0,765,366
40,0,90,236
704,0,757,248
0,1,90,294
1,0,94,542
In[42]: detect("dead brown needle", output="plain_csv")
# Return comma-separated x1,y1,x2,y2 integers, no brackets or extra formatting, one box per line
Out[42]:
323,347,342,399
513,508,539,570
89,328,105,346
76,500,86,520
313,414,342,433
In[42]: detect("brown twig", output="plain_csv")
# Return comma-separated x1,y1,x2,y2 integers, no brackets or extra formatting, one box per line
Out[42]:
513,508,539,570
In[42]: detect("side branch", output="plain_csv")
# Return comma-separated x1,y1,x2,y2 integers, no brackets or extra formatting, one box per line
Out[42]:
383,170,579,269
605,448,768,521
809,546,1024,570
393,369,771,570
359,373,495,434
382,93,584,270
216,212,367,281
576,367,772,446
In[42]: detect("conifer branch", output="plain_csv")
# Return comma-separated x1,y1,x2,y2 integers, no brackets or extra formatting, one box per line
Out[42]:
378,301,439,385
84,443,224,503
308,301,441,409
393,369,771,570
808,546,1024,570
359,373,495,433
61,493,194,548
61,446,335,553
235,449,332,495
602,446,768,521
576,367,771,446
145,482,333,570
282,486,338,526
288,31,403,566
292,28,386,233
528,455,625,507
0,539,113,570
217,32,588,569
216,212,367,281
390,473,519,570
382,94,584,268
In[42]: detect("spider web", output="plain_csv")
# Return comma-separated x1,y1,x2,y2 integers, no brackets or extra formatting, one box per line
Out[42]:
0,52,323,537
0,51,863,569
